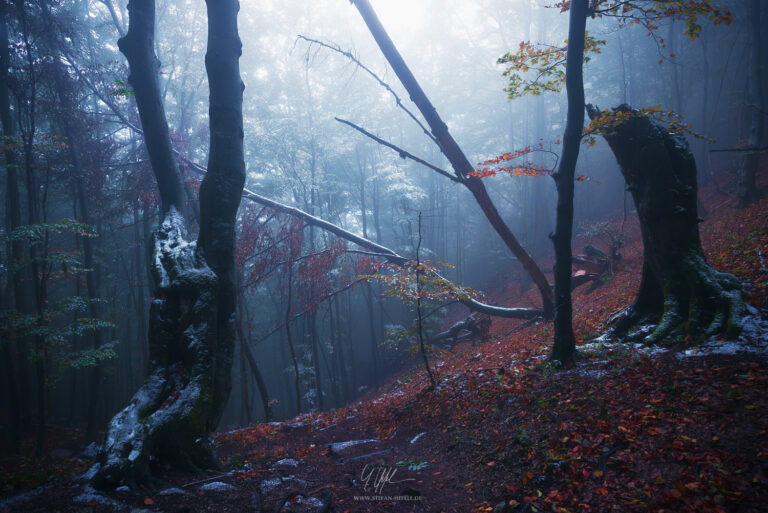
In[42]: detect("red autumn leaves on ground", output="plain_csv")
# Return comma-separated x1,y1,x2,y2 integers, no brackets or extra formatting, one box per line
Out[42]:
1,174,766,513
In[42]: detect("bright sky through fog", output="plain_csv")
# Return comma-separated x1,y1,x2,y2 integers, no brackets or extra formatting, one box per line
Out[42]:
370,0,429,34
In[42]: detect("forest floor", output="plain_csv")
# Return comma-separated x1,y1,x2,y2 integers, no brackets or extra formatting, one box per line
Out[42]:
1,178,768,513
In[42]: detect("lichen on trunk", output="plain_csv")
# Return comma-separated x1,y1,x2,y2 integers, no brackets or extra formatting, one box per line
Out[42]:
93,210,221,488
588,104,746,345
93,0,245,488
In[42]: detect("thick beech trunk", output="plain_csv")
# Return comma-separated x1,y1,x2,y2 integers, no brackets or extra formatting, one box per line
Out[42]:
588,105,745,345
116,0,186,219
94,0,245,488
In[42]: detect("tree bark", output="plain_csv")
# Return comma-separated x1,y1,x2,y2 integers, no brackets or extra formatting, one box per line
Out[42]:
197,0,246,431
16,4,47,458
236,295,273,422
737,0,763,206
587,104,746,344
285,262,301,415
116,0,186,218
94,0,245,488
550,0,587,364
0,13,29,448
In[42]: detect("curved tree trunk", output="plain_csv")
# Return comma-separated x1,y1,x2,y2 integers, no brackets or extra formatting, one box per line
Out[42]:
587,105,745,345
93,0,245,488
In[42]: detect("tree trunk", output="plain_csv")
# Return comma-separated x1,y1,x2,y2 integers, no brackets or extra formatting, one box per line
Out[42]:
285,263,301,415
587,105,746,345
68,129,104,443
238,288,272,421
133,203,149,375
196,0,246,430
116,0,186,218
94,0,245,488
550,0,587,365
309,311,324,410
17,7,47,457
364,282,380,389
0,14,29,446
737,0,763,206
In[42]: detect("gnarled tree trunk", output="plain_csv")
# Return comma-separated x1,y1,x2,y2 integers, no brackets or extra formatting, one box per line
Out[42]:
93,0,245,488
588,105,745,345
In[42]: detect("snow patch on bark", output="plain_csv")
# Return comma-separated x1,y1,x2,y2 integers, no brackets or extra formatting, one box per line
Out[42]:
81,442,99,458
80,463,101,481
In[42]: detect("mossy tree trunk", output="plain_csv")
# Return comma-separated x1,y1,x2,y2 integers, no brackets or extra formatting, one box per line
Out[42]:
93,0,245,489
587,105,745,345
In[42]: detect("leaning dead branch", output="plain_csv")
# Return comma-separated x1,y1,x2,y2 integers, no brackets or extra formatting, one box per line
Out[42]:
299,15,555,317
73,53,542,320
335,117,459,183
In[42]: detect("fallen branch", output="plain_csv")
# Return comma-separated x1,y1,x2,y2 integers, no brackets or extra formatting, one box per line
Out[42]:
75,57,543,320
180,471,234,488
341,1,555,316
340,448,394,463
429,314,490,347
598,442,628,472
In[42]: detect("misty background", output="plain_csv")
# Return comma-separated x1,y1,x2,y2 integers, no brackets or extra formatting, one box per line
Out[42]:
0,0,757,439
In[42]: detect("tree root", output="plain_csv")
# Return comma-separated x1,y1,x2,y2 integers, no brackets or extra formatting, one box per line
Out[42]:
603,253,745,346
93,210,222,489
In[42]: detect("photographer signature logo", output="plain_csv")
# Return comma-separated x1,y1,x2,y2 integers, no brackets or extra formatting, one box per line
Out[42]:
361,463,413,494
355,463,420,501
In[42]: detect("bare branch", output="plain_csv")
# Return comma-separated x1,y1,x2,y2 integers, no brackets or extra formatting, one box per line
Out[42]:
335,117,462,183
296,34,438,145
709,146,768,154
71,55,541,320
254,278,365,344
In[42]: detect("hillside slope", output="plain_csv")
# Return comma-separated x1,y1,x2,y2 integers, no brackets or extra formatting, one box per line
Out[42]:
2,183,767,513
